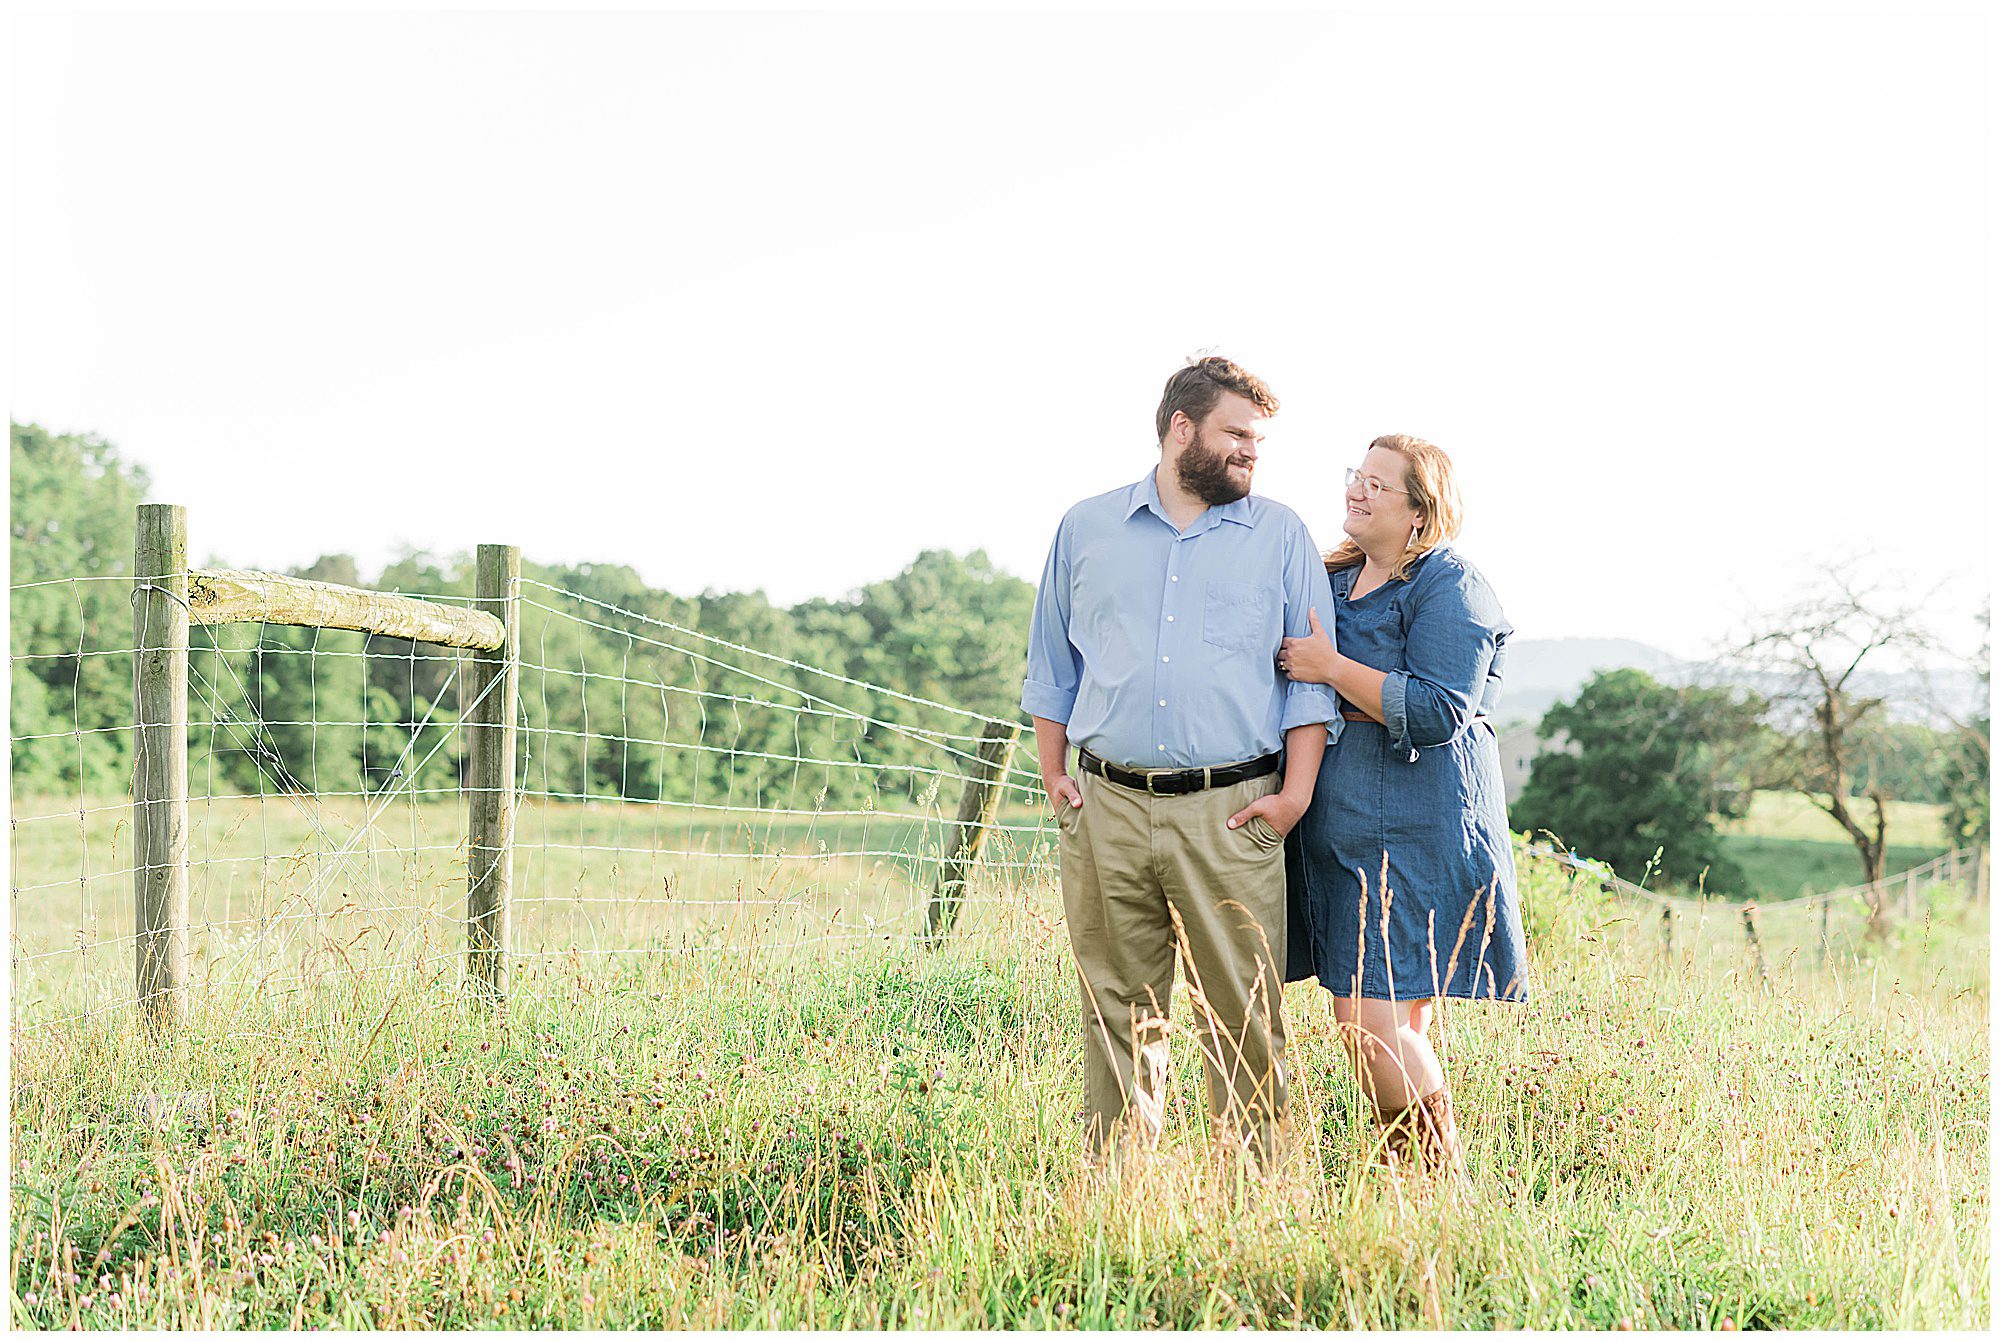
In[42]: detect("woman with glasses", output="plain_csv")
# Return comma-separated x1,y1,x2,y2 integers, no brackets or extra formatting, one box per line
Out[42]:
1274,433,1528,1181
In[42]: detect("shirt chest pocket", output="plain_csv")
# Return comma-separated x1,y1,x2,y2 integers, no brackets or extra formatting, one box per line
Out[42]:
1202,581,1275,655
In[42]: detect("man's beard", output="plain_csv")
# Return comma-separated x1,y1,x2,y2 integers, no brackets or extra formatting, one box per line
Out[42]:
1175,427,1253,506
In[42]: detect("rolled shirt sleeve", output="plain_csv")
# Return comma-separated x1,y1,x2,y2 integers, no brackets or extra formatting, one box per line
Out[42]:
1380,557,1508,755
1020,516,1082,722
1278,518,1341,740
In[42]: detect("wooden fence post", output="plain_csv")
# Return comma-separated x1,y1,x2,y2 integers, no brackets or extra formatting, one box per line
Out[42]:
1741,903,1765,983
133,504,191,1033
1976,846,1989,909
1905,868,1919,919
1817,897,1831,967
1659,904,1673,958
925,720,1023,945
1948,848,1962,886
466,544,520,1005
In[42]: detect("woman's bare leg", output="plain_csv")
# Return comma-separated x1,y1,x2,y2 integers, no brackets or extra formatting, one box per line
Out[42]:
1329,995,1443,1110
1329,994,1465,1174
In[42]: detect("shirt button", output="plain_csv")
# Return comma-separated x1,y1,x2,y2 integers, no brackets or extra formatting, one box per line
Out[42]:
1161,656,1170,663
1158,699,1166,707
1166,615,1175,622
1158,745,1166,751
1171,575,1179,582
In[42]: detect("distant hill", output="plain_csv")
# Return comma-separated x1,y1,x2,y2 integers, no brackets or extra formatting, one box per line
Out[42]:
1499,638,1689,723
1498,636,1980,728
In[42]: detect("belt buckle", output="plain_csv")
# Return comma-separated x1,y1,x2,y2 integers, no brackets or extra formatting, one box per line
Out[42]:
1145,769,1166,795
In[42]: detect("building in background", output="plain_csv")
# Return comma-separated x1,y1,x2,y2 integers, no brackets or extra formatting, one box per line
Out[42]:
1496,722,1572,804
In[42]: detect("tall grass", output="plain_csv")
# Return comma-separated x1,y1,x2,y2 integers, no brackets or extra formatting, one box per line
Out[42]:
8,805,1989,1329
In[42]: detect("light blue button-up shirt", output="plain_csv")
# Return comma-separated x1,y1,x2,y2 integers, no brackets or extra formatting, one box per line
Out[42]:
1021,471,1341,771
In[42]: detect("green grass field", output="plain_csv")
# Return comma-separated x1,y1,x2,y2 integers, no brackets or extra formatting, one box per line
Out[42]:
1714,791,1956,902
9,793,1990,1329
8,791,1054,1024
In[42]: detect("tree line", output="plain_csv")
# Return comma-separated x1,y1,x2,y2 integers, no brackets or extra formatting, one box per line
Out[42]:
11,423,1034,815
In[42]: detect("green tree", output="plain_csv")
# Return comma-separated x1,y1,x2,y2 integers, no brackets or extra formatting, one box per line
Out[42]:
1734,567,1937,937
1515,667,1765,892
1942,606,1990,847
10,422,149,796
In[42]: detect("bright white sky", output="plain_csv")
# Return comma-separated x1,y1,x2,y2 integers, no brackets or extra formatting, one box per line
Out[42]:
9,2,1993,663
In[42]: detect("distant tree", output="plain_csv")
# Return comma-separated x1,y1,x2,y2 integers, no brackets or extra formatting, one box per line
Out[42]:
1733,564,1938,938
1514,667,1765,892
850,549,1036,724
1941,605,1990,848
9,422,149,796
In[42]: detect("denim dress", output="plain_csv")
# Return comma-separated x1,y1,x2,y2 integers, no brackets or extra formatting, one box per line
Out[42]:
1284,545,1530,1002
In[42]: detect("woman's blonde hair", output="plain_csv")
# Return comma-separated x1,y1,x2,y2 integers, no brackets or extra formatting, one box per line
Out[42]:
1323,434,1464,580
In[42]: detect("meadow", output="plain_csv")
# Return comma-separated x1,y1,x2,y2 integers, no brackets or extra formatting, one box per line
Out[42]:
1713,791,1953,903
8,793,1991,1329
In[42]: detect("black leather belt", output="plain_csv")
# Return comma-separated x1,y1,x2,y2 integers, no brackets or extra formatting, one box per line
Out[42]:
1078,748,1281,796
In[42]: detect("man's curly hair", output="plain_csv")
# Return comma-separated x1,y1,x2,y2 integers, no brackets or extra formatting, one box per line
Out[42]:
1153,355,1279,442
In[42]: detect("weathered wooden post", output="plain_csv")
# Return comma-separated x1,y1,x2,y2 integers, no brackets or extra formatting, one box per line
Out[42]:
1976,846,1989,909
1948,848,1962,887
1659,904,1673,958
924,719,1023,945
466,544,520,1004
133,504,191,1032
1816,897,1831,967
1741,902,1765,983
1904,868,1919,920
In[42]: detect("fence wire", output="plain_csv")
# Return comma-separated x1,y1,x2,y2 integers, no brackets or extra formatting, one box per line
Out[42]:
11,565,1981,1035
10,569,1060,1033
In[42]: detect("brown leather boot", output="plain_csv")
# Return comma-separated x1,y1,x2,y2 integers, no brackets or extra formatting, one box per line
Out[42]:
1412,1084,1467,1182
1372,1097,1421,1168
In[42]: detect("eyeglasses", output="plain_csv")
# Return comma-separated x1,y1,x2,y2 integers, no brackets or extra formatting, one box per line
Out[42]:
1345,467,1410,501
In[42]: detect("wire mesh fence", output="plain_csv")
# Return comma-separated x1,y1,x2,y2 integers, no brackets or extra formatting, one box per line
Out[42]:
9,566,1064,1034
10,560,1985,1036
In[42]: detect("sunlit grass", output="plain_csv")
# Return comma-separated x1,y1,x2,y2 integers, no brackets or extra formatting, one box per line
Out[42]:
1720,791,1950,848
9,805,1987,1329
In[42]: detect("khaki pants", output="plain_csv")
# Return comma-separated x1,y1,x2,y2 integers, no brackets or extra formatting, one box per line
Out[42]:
1056,765,1290,1163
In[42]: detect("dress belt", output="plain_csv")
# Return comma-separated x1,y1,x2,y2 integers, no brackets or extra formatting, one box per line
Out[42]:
1077,747,1281,796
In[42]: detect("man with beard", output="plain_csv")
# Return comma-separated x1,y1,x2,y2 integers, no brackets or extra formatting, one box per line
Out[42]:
1022,354,1339,1171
